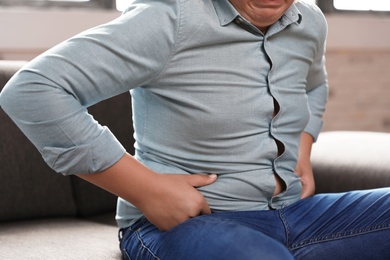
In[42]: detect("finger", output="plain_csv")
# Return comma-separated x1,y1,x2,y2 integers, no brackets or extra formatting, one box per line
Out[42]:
300,189,309,199
294,168,302,177
186,173,217,187
301,187,310,198
199,200,212,215
300,184,315,199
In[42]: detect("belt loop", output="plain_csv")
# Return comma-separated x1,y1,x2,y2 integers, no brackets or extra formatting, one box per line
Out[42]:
118,228,124,241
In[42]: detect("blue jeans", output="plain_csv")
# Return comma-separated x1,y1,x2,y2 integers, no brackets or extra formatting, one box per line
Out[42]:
119,188,390,260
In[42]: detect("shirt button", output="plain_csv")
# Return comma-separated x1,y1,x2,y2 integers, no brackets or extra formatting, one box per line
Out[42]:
236,17,244,24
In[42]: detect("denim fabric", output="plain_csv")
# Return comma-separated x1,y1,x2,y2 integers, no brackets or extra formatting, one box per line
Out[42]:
119,188,390,260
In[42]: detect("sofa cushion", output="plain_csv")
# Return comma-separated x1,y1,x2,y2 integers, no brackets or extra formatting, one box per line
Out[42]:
70,176,118,217
71,91,134,217
0,61,27,86
0,132,77,221
0,60,134,220
312,131,390,193
0,217,121,259
0,61,77,221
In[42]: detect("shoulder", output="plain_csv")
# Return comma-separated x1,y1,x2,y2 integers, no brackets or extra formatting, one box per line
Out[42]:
119,0,206,32
113,0,181,43
294,1,327,40
295,0,325,16
295,1,327,29
121,0,209,19
121,0,179,17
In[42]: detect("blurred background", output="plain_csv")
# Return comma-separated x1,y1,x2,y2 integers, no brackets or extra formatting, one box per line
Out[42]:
0,0,389,133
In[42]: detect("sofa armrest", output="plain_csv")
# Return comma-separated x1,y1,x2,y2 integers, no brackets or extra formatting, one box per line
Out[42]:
311,131,390,194
0,60,134,221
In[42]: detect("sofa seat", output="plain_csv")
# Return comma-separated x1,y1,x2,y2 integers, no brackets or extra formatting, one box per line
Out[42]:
312,131,390,193
0,214,121,260
0,61,132,260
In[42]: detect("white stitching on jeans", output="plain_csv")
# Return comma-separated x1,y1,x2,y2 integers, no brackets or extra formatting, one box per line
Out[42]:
289,223,390,250
278,209,292,248
135,230,160,260
123,248,132,260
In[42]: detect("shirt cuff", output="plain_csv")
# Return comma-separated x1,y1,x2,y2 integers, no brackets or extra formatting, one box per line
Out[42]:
304,115,323,142
42,126,126,175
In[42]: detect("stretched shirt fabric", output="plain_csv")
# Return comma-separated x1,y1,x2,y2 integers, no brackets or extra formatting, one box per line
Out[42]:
0,0,328,228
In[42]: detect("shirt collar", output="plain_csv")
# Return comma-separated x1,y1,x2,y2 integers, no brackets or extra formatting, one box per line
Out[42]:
212,0,240,26
212,0,302,27
282,3,302,25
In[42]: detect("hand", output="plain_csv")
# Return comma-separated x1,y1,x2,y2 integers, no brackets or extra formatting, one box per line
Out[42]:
76,153,217,232
138,173,217,231
295,132,316,198
295,156,315,198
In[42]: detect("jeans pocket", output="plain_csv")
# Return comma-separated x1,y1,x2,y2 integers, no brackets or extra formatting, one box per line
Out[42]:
119,217,161,260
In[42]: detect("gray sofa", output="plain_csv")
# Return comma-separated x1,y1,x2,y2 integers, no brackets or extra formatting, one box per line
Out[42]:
1,60,389,259
0,61,133,259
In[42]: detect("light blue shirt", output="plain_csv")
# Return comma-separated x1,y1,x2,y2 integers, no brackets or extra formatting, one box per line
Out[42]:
0,0,328,228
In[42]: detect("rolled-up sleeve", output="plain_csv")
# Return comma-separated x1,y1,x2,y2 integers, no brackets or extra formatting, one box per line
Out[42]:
0,2,176,175
304,10,328,142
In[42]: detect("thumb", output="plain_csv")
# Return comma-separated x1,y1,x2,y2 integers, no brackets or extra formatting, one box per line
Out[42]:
186,174,217,188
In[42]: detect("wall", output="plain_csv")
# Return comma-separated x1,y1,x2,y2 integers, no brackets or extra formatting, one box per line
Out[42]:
323,14,390,133
0,8,120,60
324,50,390,133
0,8,389,133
